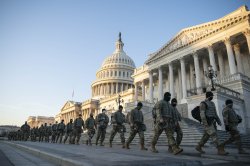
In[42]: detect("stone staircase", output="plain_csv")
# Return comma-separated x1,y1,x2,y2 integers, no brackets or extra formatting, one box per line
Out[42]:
80,117,250,149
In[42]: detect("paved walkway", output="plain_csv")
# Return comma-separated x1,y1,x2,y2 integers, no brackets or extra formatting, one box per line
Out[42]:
1,140,250,166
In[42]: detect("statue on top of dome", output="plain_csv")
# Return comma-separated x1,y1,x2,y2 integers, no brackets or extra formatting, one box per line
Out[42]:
119,32,122,42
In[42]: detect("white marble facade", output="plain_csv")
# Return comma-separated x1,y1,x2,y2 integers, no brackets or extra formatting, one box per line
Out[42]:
132,6,250,133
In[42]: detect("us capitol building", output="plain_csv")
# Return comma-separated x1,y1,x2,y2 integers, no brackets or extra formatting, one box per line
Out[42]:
28,6,250,134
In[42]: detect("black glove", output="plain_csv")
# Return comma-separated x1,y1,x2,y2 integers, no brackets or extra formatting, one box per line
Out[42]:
225,125,230,131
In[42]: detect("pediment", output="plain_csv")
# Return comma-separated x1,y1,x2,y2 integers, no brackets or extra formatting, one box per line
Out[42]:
147,6,249,63
61,101,74,111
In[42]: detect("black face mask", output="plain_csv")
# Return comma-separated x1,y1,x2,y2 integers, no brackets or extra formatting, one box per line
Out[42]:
208,96,213,101
164,96,171,102
172,104,177,107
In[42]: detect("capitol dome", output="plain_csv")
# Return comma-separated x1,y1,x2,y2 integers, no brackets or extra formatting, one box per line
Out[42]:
91,33,136,99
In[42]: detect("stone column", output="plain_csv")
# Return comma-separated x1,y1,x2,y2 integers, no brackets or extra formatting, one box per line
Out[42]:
207,45,217,71
180,58,187,99
243,28,250,55
158,67,163,100
233,44,244,74
111,83,114,95
121,83,124,92
193,52,202,93
116,82,118,94
141,80,145,101
224,37,237,74
178,68,182,100
149,71,153,103
202,58,209,86
217,51,225,78
189,64,194,89
100,84,103,95
169,62,174,97
134,82,138,101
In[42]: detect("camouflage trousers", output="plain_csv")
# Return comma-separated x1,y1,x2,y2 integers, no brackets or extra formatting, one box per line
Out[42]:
23,132,29,141
222,126,242,149
126,127,145,145
72,127,82,144
151,123,177,147
109,125,125,143
39,133,45,142
51,131,57,143
56,130,64,143
96,127,107,145
175,123,183,146
63,131,73,144
198,124,220,147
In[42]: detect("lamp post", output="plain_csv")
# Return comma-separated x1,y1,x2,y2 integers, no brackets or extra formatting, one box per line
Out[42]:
116,94,124,107
205,65,217,91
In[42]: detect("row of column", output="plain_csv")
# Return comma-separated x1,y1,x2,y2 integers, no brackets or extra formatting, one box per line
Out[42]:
98,70,132,79
93,83,133,96
135,32,250,103
62,111,75,124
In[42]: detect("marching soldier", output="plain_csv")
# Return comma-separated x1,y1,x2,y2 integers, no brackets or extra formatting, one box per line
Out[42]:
64,119,74,144
72,114,84,145
168,98,183,153
85,113,97,146
109,105,126,148
51,121,58,143
150,92,183,155
21,121,30,141
96,109,109,146
195,91,228,155
56,120,65,143
39,124,45,142
222,99,248,154
125,102,147,150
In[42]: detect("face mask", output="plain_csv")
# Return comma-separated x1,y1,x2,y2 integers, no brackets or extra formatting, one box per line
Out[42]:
208,96,213,101
165,96,171,102
172,104,177,107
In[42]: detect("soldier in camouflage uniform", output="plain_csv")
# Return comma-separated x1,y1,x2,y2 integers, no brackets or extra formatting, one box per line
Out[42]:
168,98,183,153
151,92,183,155
96,109,109,146
64,119,74,144
21,121,30,141
39,124,45,142
56,120,65,143
222,99,248,154
109,105,126,148
85,113,97,146
51,121,58,143
195,91,228,155
44,123,50,142
72,114,84,145
30,127,36,141
125,102,148,150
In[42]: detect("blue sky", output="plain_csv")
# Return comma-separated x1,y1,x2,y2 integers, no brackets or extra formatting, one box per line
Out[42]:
1,0,249,126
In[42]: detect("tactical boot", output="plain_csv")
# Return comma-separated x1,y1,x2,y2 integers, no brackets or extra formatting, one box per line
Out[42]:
86,140,89,145
100,142,104,146
109,141,112,148
122,143,125,149
217,145,229,155
239,149,249,154
195,144,205,154
172,145,183,155
95,141,98,146
168,146,173,153
140,143,148,151
150,144,158,153
125,143,130,149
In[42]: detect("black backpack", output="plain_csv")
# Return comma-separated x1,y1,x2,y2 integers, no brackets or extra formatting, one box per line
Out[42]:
191,101,207,123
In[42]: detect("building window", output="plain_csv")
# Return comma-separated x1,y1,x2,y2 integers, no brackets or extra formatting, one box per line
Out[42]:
115,71,117,76
119,71,121,77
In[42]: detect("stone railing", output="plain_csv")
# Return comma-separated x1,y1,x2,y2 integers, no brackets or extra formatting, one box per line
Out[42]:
215,83,242,99
215,73,250,85
133,65,148,75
